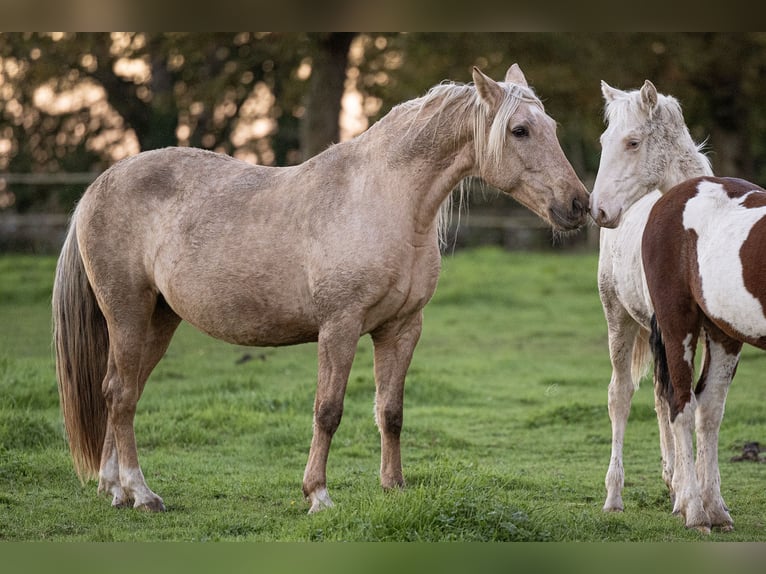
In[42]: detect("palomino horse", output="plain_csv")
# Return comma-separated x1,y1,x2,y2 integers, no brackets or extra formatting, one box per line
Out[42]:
589,80,712,513
53,64,589,513
644,176,765,533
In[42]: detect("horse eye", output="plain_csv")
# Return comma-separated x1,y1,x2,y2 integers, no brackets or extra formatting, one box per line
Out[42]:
626,139,640,150
511,126,529,138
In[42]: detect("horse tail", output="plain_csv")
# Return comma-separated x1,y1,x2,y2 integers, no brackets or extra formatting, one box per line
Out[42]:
52,214,109,482
629,327,652,389
649,314,673,410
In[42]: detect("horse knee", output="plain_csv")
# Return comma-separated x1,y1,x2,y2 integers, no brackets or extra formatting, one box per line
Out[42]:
376,403,403,436
315,400,343,435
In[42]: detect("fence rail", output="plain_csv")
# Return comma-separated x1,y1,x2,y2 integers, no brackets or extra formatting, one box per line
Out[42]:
0,172,598,252
1,173,98,185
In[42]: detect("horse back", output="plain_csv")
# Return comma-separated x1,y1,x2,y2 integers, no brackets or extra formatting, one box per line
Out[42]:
74,146,442,348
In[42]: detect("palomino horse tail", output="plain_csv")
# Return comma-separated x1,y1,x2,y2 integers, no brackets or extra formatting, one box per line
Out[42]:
649,314,673,408
52,215,109,482
631,327,652,390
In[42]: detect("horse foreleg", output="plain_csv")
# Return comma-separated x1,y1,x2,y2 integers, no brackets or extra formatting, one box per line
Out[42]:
371,312,423,490
695,332,739,531
303,321,360,513
603,318,638,512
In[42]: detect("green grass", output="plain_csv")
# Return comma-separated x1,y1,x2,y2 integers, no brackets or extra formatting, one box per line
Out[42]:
1,247,765,541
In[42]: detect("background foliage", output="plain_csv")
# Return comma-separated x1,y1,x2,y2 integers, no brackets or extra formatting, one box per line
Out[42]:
2,32,766,214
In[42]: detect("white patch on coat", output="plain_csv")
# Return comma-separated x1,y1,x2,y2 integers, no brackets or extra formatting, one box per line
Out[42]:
683,180,766,338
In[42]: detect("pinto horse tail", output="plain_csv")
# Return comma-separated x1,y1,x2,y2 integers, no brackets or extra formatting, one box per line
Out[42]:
649,314,673,409
52,214,109,482
631,327,652,390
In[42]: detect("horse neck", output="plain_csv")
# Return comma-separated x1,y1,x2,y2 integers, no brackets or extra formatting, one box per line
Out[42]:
374,93,478,240
661,133,713,191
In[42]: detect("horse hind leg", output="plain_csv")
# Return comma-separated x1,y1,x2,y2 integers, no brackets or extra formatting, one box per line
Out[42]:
695,329,740,531
653,375,676,505
652,314,711,532
98,295,180,511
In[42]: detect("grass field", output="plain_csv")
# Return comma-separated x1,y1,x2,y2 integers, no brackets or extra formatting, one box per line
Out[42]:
1,247,765,542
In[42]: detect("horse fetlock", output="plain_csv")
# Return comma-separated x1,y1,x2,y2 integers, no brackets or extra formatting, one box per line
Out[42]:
681,501,710,533
705,501,733,530
380,474,405,490
602,495,624,512
307,487,334,514
98,471,131,508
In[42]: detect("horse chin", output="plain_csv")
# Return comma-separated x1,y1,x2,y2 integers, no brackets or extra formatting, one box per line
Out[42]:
547,206,588,232
595,213,622,229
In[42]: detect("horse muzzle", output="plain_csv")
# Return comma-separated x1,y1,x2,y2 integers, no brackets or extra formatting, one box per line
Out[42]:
550,195,590,231
591,204,622,228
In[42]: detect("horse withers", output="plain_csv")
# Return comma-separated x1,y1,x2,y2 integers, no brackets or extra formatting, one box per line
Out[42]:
644,176,766,533
53,64,588,514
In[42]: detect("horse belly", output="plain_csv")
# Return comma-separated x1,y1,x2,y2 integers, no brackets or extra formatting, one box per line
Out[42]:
160,273,319,347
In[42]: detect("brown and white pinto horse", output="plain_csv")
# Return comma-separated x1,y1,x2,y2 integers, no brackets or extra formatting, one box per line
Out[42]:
643,176,766,533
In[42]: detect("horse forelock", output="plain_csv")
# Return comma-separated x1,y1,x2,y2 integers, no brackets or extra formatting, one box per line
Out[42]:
476,83,543,170
604,88,684,132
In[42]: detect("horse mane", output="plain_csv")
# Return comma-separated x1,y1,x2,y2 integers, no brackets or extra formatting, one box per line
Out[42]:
387,79,545,249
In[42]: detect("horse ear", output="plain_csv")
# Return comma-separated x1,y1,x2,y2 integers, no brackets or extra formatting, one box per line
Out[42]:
473,66,504,108
504,63,528,87
640,80,659,111
601,80,624,103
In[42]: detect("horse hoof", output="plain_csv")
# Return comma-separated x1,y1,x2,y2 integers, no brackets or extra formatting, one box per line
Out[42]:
602,506,624,513
716,523,735,533
690,524,711,535
307,487,334,514
135,498,166,512
381,479,405,491
111,495,132,509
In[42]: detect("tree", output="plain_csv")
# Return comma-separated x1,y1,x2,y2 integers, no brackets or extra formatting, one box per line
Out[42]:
299,33,356,159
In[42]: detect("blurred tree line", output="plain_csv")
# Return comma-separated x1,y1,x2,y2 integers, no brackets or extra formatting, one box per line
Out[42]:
2,32,766,214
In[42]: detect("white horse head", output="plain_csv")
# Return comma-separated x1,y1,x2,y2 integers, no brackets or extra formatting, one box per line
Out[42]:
590,80,711,228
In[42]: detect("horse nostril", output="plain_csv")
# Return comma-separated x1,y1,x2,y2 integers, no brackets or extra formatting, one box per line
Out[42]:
572,197,585,216
598,208,607,223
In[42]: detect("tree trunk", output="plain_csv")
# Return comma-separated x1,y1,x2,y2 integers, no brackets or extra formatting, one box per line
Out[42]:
299,33,356,161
